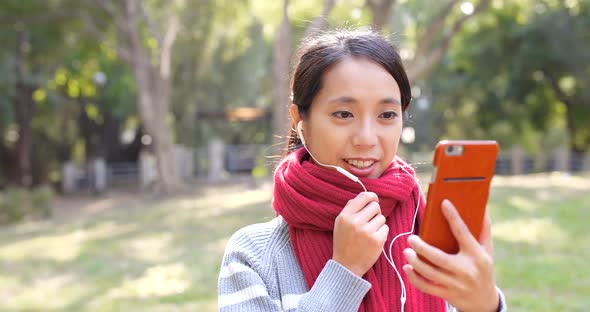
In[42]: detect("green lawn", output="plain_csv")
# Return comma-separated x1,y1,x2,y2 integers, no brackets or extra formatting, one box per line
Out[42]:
0,174,588,311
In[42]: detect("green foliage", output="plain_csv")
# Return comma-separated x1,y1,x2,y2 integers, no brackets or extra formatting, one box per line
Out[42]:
0,186,53,224
2,0,589,187
427,0,590,153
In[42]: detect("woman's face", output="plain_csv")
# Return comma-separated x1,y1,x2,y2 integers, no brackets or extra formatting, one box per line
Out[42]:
292,56,403,179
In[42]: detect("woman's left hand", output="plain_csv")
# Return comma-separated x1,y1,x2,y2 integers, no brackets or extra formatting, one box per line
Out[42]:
403,199,499,312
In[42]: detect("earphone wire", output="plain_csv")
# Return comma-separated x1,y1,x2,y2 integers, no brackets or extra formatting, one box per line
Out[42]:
380,165,422,312
298,121,420,312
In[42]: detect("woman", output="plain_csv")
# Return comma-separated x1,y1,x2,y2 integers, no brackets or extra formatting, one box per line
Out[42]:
218,29,506,312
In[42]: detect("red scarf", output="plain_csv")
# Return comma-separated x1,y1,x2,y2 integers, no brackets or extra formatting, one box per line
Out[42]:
273,148,447,311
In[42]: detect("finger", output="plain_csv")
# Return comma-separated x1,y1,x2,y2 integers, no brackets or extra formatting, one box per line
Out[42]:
403,264,447,298
403,248,457,289
407,235,458,272
365,213,386,232
479,209,494,256
441,199,479,253
341,192,379,214
355,201,381,223
376,224,389,243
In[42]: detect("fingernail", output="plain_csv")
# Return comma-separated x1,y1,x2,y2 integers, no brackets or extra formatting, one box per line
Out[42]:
403,248,414,260
442,199,452,214
407,235,417,247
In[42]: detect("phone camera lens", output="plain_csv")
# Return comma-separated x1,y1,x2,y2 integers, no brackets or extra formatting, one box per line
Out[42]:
446,145,464,155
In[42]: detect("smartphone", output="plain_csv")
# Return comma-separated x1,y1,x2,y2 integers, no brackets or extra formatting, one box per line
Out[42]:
418,140,499,254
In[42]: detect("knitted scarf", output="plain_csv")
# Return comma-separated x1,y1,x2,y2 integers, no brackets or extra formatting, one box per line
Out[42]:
272,148,447,312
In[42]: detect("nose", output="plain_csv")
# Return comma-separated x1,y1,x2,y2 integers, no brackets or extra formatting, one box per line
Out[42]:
352,117,378,148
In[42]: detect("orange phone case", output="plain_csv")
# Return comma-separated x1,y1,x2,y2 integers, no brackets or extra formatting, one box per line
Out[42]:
418,140,499,254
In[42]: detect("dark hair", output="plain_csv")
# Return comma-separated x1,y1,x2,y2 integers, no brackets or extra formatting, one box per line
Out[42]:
286,28,412,154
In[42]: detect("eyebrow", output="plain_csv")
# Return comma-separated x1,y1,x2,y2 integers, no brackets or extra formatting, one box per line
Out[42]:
328,96,401,106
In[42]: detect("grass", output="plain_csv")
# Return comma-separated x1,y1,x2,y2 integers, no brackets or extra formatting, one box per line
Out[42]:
0,173,589,311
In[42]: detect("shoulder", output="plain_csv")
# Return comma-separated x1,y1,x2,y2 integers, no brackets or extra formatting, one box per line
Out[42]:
224,216,291,268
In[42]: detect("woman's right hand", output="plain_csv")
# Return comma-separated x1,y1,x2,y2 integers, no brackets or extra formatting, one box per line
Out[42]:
333,192,389,277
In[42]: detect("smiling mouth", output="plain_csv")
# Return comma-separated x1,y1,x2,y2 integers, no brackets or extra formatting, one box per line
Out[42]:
344,159,376,169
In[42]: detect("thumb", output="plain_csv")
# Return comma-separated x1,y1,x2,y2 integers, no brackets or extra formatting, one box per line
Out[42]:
479,209,494,256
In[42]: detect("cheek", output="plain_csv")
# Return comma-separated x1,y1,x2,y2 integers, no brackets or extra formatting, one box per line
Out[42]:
383,125,402,157
314,131,347,157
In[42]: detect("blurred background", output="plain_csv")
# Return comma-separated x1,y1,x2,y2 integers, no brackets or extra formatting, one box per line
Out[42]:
0,0,588,311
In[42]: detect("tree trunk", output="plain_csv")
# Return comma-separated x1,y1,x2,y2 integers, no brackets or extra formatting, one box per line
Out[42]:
271,0,292,155
13,29,34,188
303,0,336,38
13,84,35,188
564,104,583,153
366,0,397,31
545,73,585,153
272,0,337,156
122,0,183,193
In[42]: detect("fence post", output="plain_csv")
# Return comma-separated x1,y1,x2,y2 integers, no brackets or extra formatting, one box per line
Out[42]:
510,145,524,175
554,147,570,172
175,145,195,181
583,152,590,175
140,151,158,189
94,158,107,194
208,139,226,183
62,161,77,194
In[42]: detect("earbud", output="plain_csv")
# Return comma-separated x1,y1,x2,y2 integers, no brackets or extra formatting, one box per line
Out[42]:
297,121,306,145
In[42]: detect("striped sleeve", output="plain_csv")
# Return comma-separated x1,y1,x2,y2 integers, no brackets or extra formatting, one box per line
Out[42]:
218,222,372,311
218,225,283,311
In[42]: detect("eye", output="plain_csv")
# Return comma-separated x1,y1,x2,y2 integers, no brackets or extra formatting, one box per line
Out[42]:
379,111,398,119
333,111,353,119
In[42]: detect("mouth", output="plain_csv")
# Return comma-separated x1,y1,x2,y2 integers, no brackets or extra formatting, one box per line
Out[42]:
344,159,377,169
342,158,379,178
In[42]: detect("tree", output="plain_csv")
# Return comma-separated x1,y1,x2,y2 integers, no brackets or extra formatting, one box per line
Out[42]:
271,0,292,155
365,0,491,83
429,1,590,153
0,0,80,187
271,0,336,154
86,0,183,193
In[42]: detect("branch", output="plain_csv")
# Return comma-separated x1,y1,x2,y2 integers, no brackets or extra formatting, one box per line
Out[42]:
82,11,133,64
415,0,460,56
93,0,120,20
124,0,145,57
303,0,336,38
444,0,491,43
544,72,572,109
160,14,180,80
408,0,491,82
365,0,397,31
139,2,163,45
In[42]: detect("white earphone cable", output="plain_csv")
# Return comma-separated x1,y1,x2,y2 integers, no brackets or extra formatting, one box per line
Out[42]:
298,121,421,312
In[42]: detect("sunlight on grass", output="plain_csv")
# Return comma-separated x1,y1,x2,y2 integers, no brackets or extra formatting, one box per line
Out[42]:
2,272,89,311
183,187,273,219
125,233,174,263
0,221,137,262
105,263,189,299
507,195,537,212
493,217,567,245
0,175,587,311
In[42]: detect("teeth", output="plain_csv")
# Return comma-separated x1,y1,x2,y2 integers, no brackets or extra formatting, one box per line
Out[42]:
346,159,374,168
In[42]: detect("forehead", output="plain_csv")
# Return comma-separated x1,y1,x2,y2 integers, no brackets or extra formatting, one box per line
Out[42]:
318,56,401,101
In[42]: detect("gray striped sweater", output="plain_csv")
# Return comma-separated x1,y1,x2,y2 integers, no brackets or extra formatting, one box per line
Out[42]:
218,216,506,311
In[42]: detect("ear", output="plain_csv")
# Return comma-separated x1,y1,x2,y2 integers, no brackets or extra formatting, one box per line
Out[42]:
289,104,301,130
